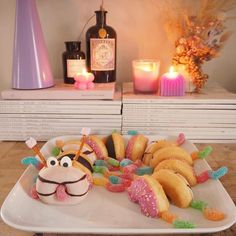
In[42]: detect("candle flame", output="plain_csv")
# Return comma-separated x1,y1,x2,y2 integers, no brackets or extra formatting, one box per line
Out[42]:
167,66,178,79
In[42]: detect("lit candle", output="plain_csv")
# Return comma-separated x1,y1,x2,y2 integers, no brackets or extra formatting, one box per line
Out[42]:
74,69,95,90
160,66,185,96
132,60,160,94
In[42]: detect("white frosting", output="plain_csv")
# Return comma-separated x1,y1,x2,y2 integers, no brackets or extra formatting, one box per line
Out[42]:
36,165,90,205
25,137,37,148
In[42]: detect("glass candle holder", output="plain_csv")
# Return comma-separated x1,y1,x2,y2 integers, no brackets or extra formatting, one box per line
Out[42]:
132,60,160,94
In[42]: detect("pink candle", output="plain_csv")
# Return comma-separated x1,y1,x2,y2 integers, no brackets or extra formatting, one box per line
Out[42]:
160,66,185,96
74,69,95,90
132,60,160,94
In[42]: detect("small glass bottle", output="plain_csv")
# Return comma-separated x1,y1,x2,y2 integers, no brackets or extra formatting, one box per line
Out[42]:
86,8,116,83
62,41,86,84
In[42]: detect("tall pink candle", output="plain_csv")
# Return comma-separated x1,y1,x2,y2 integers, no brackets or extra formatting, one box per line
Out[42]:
132,60,160,94
160,66,185,96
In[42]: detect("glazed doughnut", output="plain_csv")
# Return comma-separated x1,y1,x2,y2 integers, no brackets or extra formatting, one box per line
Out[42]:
105,133,125,160
152,169,193,208
85,135,108,160
143,140,175,165
154,159,197,186
126,134,148,161
127,175,169,217
150,146,193,168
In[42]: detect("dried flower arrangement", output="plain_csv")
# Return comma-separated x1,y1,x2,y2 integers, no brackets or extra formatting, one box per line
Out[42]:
155,0,236,92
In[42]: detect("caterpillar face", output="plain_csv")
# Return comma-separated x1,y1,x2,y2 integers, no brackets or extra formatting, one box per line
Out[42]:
36,156,90,205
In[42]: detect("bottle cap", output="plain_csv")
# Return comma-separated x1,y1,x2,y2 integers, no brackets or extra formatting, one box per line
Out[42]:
65,41,81,52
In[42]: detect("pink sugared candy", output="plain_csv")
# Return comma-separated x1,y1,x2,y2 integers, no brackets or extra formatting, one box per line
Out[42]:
30,184,39,199
123,164,138,173
197,171,210,184
106,183,126,192
176,133,185,146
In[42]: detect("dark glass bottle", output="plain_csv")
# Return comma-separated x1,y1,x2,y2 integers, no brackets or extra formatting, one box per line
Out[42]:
86,9,117,83
62,41,86,84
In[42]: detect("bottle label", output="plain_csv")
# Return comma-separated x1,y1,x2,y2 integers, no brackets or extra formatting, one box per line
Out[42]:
67,59,86,77
90,38,115,71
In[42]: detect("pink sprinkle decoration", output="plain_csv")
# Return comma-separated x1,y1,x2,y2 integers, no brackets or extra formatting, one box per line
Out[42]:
106,183,126,192
56,185,69,201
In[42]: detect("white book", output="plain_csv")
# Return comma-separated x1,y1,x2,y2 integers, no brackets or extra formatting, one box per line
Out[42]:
1,82,116,100
122,82,236,104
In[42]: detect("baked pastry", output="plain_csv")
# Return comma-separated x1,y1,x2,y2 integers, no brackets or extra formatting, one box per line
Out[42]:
105,133,125,160
127,175,169,217
154,159,197,186
150,146,193,168
85,135,108,159
126,134,148,161
152,169,193,208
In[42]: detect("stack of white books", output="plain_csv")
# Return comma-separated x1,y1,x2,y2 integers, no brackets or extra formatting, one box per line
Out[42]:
122,83,236,143
0,83,122,141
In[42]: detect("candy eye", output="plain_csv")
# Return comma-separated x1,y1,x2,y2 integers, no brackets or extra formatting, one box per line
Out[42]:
60,156,72,168
47,157,59,167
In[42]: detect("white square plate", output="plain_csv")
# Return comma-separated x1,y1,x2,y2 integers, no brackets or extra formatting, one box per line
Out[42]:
1,135,236,234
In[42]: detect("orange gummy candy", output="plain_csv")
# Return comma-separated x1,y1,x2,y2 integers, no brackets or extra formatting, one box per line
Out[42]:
203,208,225,221
160,211,178,224
191,152,199,161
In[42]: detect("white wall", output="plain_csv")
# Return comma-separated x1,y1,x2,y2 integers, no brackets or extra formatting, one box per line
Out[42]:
1,0,236,92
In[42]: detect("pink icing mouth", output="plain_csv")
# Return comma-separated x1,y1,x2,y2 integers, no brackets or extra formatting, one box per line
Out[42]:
127,178,158,218
125,136,138,159
56,184,69,201
86,138,104,159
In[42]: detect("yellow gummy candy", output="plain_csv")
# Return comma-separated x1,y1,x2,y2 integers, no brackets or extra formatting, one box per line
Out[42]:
93,177,109,187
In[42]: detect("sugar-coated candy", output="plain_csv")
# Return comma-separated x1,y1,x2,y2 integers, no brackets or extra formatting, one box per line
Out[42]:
109,175,120,184
118,173,134,180
198,146,213,159
94,160,106,166
203,208,225,221
127,130,138,136
93,166,108,174
209,167,228,180
120,159,133,167
173,220,195,229
51,147,60,156
160,211,177,224
93,176,109,187
190,200,208,211
21,157,40,166
107,158,120,167
106,183,126,192
123,164,138,173
135,166,154,176
107,165,120,172
176,133,185,146
191,151,199,161
197,171,210,184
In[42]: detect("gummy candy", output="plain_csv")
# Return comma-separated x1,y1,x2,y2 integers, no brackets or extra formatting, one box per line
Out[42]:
173,220,195,229
94,160,106,166
93,177,109,187
51,147,60,156
160,211,177,224
109,175,120,184
127,130,138,136
118,173,134,180
135,166,153,176
123,164,138,173
120,159,133,167
107,158,120,167
190,200,208,211
93,166,108,174
198,146,213,159
197,171,210,184
21,157,40,166
203,208,225,221
209,167,228,180
106,183,126,192
176,133,185,146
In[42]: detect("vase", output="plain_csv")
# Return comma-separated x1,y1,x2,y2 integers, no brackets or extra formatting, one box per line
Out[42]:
12,0,54,89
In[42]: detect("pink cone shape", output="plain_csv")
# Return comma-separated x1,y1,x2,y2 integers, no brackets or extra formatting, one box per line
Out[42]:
12,0,54,89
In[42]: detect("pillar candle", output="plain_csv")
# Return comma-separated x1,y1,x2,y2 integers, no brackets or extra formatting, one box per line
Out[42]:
160,66,185,96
